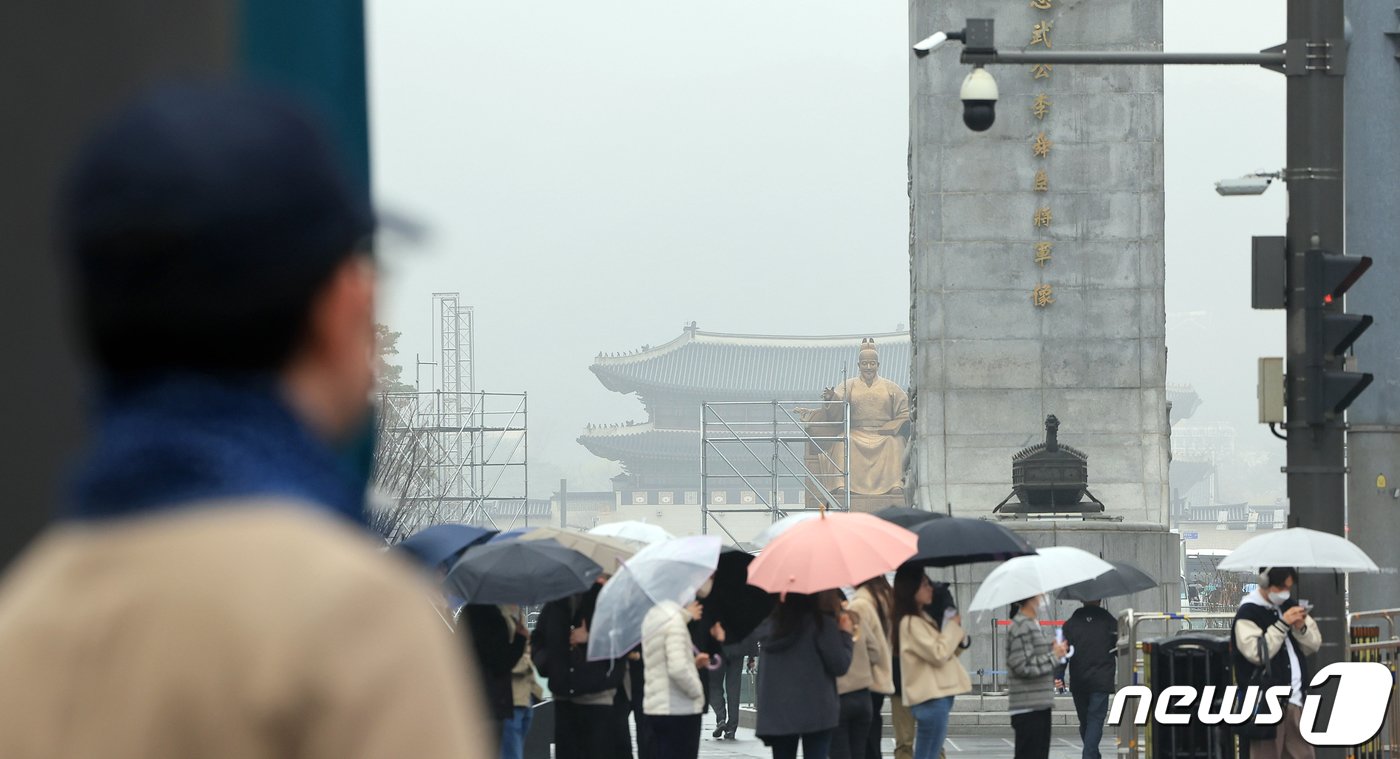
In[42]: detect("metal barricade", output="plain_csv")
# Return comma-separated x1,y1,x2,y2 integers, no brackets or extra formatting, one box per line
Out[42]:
1111,606,1400,759
1346,608,1400,759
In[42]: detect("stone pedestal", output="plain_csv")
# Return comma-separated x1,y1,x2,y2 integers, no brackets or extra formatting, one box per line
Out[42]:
848,493,906,514
924,520,1181,692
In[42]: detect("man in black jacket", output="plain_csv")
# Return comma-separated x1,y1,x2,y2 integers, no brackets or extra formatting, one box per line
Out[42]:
530,580,628,759
461,604,527,748
1061,600,1118,759
1231,567,1321,759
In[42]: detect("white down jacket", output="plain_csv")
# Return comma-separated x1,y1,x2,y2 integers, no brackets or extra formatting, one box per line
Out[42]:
641,601,705,716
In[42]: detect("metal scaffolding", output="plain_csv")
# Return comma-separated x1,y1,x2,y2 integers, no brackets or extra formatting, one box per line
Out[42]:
371,390,529,541
370,293,528,542
699,400,850,544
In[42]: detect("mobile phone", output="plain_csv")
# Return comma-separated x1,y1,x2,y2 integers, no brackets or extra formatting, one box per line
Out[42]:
1299,599,1313,611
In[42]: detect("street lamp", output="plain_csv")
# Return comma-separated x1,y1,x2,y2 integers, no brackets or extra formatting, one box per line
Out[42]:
913,10,1363,759
1214,172,1281,197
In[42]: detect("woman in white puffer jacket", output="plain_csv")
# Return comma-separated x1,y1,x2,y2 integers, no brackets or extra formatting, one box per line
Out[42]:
642,599,707,759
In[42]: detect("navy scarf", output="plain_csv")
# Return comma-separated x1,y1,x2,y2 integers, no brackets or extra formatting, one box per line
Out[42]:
71,374,365,524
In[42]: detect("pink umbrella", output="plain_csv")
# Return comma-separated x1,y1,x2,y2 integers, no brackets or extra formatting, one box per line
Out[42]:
747,511,918,597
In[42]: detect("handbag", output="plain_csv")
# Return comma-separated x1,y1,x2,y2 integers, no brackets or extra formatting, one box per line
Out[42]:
1233,635,1278,740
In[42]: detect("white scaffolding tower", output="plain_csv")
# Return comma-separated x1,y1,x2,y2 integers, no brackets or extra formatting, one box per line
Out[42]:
370,294,528,541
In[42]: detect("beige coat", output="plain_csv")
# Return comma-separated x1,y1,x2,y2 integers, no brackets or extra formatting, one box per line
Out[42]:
898,612,972,706
838,591,894,695
502,605,543,707
0,503,491,759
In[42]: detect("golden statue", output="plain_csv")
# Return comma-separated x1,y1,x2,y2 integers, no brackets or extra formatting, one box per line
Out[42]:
802,338,911,496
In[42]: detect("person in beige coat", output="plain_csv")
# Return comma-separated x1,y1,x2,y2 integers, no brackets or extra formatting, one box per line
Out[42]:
832,583,896,759
0,85,489,759
502,604,543,759
894,566,971,759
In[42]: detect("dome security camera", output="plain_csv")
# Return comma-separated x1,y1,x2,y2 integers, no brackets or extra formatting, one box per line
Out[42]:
960,67,998,132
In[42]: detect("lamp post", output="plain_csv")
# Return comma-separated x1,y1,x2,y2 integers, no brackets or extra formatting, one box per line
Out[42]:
916,3,1357,756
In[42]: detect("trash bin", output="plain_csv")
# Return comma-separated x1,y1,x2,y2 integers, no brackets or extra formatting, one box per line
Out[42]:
1141,634,1236,759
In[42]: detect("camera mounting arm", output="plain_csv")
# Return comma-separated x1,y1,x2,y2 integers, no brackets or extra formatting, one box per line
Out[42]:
916,18,1317,76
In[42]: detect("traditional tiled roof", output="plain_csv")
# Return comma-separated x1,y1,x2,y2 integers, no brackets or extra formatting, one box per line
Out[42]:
1167,384,1202,423
591,326,911,398
577,423,697,463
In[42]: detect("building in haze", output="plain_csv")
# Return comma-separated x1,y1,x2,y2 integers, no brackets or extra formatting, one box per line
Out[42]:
579,324,911,509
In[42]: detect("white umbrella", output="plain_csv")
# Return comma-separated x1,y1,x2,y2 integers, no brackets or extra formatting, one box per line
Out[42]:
587,535,723,661
968,547,1114,612
752,512,821,548
1217,527,1379,573
589,520,675,545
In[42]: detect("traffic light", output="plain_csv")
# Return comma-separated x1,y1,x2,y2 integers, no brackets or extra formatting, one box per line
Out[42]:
1301,248,1374,424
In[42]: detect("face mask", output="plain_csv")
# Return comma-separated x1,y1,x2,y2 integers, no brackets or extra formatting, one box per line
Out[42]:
1268,590,1291,605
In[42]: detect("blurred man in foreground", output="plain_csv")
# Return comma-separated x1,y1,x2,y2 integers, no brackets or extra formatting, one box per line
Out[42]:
0,84,489,758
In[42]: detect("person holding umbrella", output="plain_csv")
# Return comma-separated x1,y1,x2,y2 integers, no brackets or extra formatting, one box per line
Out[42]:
1006,594,1069,759
853,576,896,759
1059,600,1116,759
755,590,855,759
893,566,970,759
1055,560,1155,759
501,605,542,759
641,593,710,759
531,577,628,759
459,603,528,749
1231,567,1321,759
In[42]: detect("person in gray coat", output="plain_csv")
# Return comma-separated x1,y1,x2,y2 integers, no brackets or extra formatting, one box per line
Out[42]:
756,591,855,759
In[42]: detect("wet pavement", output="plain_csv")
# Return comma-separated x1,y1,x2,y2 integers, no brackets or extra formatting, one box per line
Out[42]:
694,714,1117,758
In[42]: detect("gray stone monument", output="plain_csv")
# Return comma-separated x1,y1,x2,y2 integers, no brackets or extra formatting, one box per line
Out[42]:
908,0,1169,525
907,0,1179,683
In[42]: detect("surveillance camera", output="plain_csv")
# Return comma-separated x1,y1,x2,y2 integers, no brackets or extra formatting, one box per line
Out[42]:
960,67,998,132
1214,177,1273,197
912,32,948,58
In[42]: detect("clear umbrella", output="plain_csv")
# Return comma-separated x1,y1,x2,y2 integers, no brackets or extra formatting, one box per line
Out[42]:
587,535,722,661
588,520,675,545
752,512,820,548
968,547,1113,612
1217,527,1379,573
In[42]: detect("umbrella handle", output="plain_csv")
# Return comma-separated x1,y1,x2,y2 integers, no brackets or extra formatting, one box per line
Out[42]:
694,646,723,671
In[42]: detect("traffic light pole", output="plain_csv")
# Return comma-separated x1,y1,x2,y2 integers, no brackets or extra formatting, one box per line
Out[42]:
930,0,1355,750
1283,1,1347,747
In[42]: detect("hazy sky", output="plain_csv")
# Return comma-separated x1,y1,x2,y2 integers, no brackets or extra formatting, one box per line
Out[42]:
368,0,1289,497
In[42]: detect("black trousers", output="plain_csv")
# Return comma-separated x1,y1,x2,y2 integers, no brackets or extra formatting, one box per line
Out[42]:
1011,709,1053,759
650,714,702,759
830,689,874,759
767,730,834,759
866,692,885,759
554,701,618,759
710,654,744,734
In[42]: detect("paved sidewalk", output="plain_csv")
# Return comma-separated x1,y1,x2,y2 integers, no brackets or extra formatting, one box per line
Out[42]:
694,713,1116,758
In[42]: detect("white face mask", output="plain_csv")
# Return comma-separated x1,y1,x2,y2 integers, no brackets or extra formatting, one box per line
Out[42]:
1268,589,1291,606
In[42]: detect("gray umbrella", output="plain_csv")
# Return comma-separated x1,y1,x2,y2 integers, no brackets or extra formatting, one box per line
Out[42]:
445,538,602,605
1056,559,1158,601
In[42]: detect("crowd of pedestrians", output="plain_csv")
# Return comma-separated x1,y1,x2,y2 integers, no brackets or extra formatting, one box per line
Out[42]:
0,81,1331,759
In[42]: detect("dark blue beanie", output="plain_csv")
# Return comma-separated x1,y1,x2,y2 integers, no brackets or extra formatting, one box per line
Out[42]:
62,83,375,373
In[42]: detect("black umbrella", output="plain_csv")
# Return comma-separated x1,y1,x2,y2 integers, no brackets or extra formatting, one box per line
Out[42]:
1057,560,1158,601
874,505,945,529
445,538,602,605
706,546,776,643
909,517,1035,567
